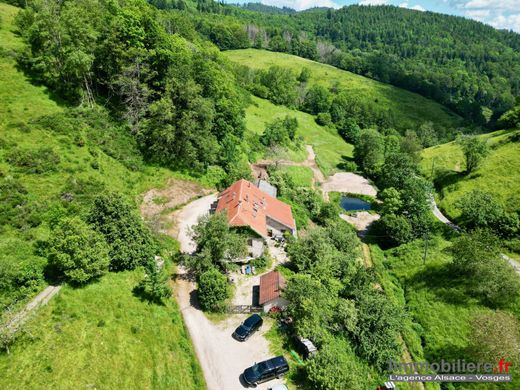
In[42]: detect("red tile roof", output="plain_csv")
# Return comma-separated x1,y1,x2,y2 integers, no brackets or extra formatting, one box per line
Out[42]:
215,179,295,238
259,271,286,305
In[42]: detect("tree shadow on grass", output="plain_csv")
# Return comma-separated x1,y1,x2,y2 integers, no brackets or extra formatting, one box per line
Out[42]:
132,284,167,306
425,343,469,365
336,155,358,171
13,60,69,109
408,263,471,306
432,170,464,191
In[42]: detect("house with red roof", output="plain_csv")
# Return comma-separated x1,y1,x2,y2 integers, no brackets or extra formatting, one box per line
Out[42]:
215,179,297,239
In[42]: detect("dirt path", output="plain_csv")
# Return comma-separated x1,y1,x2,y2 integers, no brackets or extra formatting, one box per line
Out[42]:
431,198,520,275
173,194,286,390
175,269,276,390
253,144,324,188
3,285,61,335
253,145,377,202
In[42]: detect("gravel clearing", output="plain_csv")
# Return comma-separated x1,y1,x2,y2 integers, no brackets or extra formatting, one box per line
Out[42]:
322,172,377,197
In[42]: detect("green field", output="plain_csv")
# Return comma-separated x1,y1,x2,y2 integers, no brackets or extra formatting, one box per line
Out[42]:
280,166,314,187
0,269,205,390
225,49,462,131
246,96,353,175
421,129,520,220
371,237,520,390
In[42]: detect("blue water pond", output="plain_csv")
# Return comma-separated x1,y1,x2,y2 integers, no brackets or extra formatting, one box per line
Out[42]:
340,196,371,211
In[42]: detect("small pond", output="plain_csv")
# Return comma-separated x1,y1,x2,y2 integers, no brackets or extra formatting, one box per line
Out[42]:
340,196,371,211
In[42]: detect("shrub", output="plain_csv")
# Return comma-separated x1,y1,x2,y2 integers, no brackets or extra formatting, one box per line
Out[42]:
47,217,110,284
451,229,520,308
135,261,172,304
315,112,332,126
197,268,230,312
87,193,157,271
306,338,377,390
5,147,60,174
374,214,413,247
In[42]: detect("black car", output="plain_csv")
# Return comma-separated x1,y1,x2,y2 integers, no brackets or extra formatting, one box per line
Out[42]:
233,313,263,341
242,356,289,386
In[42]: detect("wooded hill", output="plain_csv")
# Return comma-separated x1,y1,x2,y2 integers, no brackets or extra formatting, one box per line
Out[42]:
151,0,520,126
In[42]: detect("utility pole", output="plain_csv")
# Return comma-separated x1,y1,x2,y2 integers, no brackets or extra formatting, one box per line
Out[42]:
423,232,429,265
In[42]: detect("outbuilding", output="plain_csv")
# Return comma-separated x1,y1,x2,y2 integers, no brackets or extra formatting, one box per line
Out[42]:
259,271,288,312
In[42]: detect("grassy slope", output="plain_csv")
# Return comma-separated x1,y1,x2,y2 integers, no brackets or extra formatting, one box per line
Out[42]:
225,49,462,131
246,95,353,175
0,270,205,390
421,129,520,219
0,3,204,388
371,236,520,390
280,166,314,187
0,1,174,305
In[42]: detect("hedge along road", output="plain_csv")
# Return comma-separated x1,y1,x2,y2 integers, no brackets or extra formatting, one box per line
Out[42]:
172,193,287,390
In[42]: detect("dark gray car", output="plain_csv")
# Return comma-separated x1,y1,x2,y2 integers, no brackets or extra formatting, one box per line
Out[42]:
233,313,263,341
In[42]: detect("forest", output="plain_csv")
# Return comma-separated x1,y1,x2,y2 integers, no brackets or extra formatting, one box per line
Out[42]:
149,0,520,126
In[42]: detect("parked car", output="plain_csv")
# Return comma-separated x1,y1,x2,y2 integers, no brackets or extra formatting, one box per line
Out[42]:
242,356,289,386
232,313,263,341
273,235,285,244
268,385,288,390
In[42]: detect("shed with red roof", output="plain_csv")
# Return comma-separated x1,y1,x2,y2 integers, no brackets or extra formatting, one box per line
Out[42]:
259,271,288,312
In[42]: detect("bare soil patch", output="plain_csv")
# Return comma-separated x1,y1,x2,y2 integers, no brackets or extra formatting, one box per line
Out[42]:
140,178,213,236
322,172,377,197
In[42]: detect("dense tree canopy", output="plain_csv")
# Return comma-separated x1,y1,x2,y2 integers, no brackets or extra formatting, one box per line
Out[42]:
87,193,157,271
197,267,230,312
178,1,520,124
17,0,247,175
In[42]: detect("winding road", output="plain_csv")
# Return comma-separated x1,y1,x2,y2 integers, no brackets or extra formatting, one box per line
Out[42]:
430,198,520,275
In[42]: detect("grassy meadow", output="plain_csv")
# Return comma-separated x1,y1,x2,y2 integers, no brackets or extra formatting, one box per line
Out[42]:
0,269,205,390
225,49,462,131
280,166,314,187
246,96,354,175
421,129,520,220
371,236,520,390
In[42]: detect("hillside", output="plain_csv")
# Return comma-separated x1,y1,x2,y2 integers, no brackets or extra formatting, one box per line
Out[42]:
245,96,353,175
421,129,520,220
0,3,204,387
178,1,520,123
225,49,462,132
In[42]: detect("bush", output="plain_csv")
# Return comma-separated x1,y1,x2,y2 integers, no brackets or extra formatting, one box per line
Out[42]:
197,268,230,312
260,116,298,147
315,112,332,126
87,193,157,271
374,214,413,247
5,147,60,174
47,217,110,284
250,255,269,270
135,261,172,304
451,229,520,308
457,190,519,238
306,338,377,390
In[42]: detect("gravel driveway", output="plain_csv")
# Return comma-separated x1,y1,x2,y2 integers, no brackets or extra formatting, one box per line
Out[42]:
173,194,287,390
